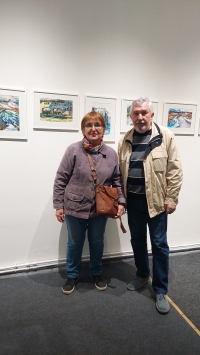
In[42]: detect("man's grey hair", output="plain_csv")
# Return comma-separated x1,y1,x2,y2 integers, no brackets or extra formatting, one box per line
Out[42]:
130,97,154,114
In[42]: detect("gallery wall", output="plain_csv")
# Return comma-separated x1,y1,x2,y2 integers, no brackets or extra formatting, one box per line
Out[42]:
1,0,200,273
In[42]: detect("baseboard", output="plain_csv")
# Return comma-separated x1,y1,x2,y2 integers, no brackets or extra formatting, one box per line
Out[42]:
0,244,199,275
169,243,200,252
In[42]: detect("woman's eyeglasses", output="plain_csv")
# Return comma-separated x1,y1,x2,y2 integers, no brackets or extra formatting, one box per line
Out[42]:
85,123,102,128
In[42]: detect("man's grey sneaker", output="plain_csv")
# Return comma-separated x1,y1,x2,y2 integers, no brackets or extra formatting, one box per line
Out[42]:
91,274,107,291
62,277,79,295
127,276,150,291
156,294,170,314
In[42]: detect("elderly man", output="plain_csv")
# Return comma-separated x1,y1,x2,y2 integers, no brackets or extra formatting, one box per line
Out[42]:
118,97,183,314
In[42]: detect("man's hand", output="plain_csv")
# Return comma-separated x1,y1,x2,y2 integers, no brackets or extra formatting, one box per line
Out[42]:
56,208,65,223
164,204,176,215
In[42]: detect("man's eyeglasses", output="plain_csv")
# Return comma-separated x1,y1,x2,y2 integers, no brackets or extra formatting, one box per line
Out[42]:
85,122,102,128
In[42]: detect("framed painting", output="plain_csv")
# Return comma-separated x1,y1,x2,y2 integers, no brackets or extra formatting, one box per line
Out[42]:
162,102,196,135
34,91,79,130
85,95,116,142
0,88,27,140
120,99,158,132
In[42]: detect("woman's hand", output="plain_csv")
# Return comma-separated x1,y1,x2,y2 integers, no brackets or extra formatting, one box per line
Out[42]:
113,204,125,219
56,208,65,223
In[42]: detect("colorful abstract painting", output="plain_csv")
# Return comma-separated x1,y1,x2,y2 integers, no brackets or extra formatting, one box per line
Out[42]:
40,99,73,123
34,91,79,130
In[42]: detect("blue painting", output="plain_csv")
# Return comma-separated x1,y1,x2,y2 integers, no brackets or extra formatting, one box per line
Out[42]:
126,104,133,126
0,95,20,131
92,106,111,135
167,108,192,129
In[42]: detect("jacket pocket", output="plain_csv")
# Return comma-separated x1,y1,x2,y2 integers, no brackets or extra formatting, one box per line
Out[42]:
151,150,167,172
66,192,84,211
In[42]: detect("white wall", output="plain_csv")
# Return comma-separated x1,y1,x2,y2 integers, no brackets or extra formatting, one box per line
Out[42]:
1,0,200,273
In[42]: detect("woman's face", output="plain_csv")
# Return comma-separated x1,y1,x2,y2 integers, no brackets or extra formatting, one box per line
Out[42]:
83,119,105,145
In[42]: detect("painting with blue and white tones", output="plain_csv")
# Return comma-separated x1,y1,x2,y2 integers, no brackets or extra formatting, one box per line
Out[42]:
86,96,116,142
167,108,192,129
0,95,20,131
126,104,133,126
91,106,111,135
163,102,196,135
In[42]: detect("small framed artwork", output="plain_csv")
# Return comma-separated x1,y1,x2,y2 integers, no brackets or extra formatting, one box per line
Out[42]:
162,102,197,135
120,99,158,132
0,88,27,140
85,95,116,142
33,91,79,130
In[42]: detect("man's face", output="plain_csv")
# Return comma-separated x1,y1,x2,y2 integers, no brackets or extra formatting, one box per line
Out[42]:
130,102,154,133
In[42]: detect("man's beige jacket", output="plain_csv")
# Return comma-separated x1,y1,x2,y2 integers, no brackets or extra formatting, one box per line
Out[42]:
118,123,183,218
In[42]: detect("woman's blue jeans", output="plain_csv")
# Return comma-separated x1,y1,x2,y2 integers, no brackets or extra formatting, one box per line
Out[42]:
127,199,169,294
65,215,108,278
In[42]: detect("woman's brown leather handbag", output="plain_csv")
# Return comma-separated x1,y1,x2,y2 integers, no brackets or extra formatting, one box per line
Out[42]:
95,184,118,217
87,153,127,233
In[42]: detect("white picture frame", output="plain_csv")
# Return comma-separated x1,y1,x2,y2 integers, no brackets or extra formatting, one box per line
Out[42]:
85,95,116,142
0,88,27,140
33,91,79,131
120,99,158,133
162,102,197,135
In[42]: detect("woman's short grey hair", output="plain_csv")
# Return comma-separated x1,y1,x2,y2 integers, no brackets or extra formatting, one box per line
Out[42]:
130,97,154,114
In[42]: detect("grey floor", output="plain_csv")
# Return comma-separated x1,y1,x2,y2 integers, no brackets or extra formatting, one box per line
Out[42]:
0,251,200,355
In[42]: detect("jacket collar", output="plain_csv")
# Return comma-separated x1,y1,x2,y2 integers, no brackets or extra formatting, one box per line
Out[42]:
125,121,161,143
144,122,163,158
125,122,163,158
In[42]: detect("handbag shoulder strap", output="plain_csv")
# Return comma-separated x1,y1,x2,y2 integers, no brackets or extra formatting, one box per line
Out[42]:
87,152,98,183
87,153,127,233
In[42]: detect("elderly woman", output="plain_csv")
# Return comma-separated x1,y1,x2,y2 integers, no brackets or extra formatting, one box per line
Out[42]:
53,112,125,295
